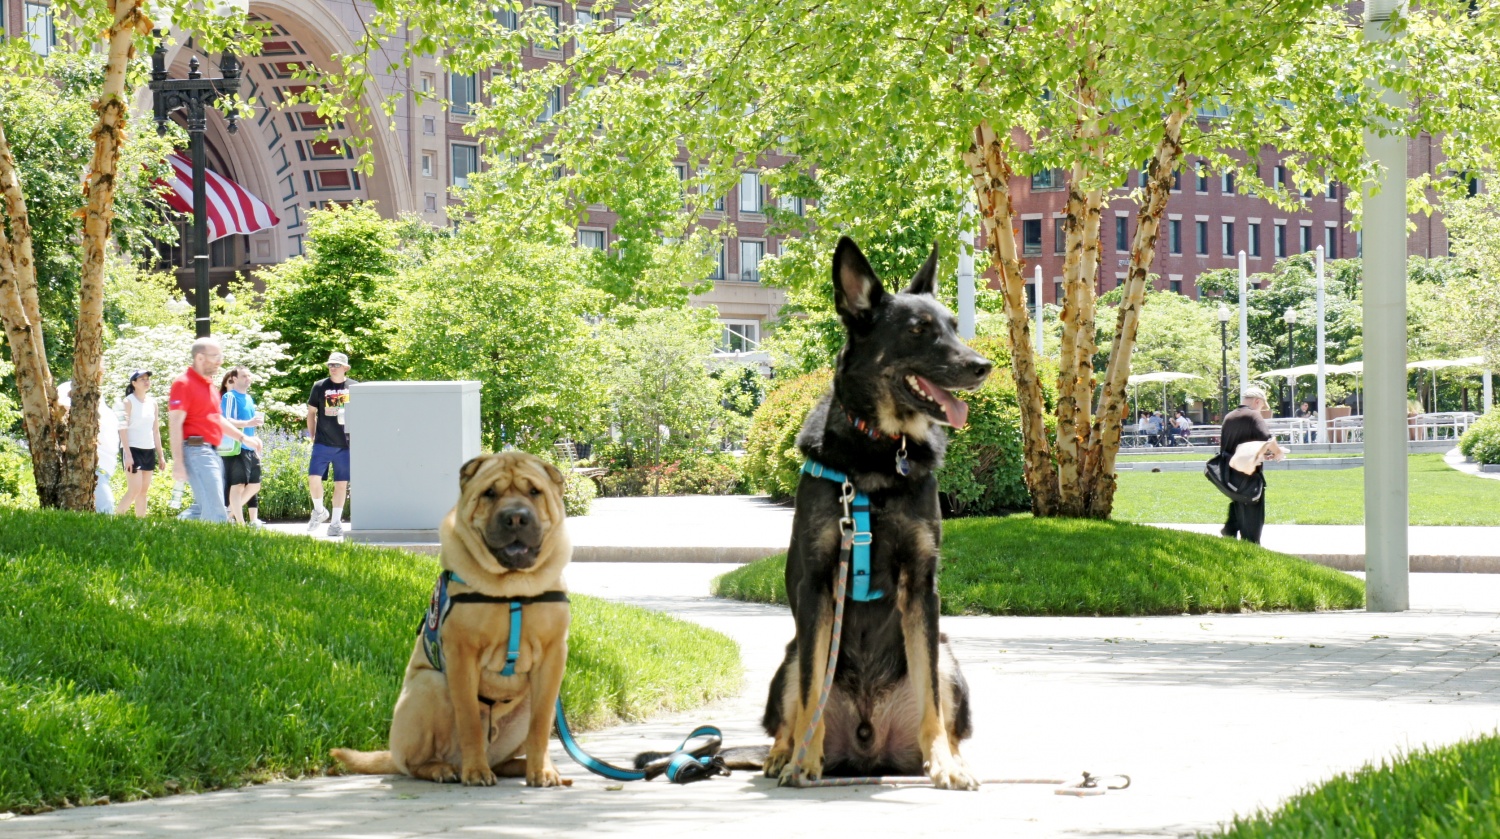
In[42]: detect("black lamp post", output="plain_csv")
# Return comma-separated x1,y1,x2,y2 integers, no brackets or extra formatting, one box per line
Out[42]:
1218,304,1231,420
149,30,241,338
1284,306,1298,418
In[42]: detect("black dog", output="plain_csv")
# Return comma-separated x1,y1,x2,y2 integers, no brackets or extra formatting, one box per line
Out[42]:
760,237,992,789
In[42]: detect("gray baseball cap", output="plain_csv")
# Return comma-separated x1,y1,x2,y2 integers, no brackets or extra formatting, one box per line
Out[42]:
326,351,350,367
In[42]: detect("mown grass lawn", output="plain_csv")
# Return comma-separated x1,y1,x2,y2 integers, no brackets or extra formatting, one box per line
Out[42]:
0,507,741,814
1214,733,1500,838
1113,454,1500,525
712,516,1364,616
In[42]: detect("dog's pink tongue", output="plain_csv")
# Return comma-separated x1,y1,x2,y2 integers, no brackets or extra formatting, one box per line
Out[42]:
917,376,970,429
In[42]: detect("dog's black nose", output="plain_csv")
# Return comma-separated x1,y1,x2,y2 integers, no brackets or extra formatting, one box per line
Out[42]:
500,505,533,530
967,357,994,379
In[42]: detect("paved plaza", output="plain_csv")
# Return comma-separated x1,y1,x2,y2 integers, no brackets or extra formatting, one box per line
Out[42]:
10,563,1500,838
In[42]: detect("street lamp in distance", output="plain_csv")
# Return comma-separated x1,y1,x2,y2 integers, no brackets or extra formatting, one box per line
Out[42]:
1218,304,1231,421
1284,306,1298,417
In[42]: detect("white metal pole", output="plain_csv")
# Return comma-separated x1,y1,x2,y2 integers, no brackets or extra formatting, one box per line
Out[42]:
957,205,976,340
1315,246,1328,443
1034,264,1044,356
1238,250,1249,399
1363,0,1409,613
1485,369,1494,414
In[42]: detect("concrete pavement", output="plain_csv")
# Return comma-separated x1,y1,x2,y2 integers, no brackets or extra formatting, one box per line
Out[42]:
11,564,1500,838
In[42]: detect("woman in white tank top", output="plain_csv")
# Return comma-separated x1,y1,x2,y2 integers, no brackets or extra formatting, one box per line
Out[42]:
116,370,164,517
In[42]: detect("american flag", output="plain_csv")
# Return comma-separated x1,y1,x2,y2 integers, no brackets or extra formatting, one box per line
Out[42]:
160,152,280,242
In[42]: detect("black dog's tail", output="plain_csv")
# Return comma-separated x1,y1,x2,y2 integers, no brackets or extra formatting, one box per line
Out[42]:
634,745,769,772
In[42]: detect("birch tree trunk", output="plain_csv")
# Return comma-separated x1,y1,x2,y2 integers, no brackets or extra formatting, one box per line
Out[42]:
1084,94,1190,518
964,120,1060,515
0,95,68,508
63,0,150,510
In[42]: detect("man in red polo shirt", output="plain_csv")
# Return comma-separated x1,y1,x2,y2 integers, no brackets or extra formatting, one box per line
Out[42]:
169,337,261,523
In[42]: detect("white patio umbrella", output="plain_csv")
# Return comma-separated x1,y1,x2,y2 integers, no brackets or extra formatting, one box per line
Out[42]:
1407,356,1486,412
1127,371,1201,415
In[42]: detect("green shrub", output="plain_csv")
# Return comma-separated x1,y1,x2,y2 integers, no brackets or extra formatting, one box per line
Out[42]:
743,369,832,500
1459,411,1500,465
937,337,1057,517
0,437,36,508
741,339,1052,515
596,452,744,497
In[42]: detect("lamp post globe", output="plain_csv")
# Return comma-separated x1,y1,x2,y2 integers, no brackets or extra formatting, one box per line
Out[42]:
1284,307,1297,417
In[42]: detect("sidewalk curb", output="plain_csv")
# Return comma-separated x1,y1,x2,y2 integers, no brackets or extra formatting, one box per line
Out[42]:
1301,554,1500,574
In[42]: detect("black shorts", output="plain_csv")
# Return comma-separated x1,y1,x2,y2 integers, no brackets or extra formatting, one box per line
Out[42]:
127,447,157,473
223,448,262,486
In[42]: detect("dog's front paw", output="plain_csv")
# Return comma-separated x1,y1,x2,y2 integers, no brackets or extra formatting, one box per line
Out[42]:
526,761,564,788
763,746,791,779
927,753,979,791
776,754,823,787
461,763,498,786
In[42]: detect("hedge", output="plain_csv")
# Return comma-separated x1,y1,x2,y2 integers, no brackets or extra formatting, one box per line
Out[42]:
1459,411,1500,466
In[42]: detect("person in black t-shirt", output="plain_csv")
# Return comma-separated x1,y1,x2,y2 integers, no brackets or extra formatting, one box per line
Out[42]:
306,352,357,538
1219,387,1273,544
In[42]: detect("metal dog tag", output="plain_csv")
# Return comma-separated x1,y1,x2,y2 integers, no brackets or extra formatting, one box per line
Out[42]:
895,436,911,476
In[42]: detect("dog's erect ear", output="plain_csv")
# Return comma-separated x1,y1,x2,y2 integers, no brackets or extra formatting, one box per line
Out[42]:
543,461,566,493
459,455,489,491
904,243,939,297
832,237,885,324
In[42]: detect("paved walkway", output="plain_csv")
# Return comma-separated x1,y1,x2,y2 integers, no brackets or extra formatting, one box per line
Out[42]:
12,565,1500,838
1446,447,1500,482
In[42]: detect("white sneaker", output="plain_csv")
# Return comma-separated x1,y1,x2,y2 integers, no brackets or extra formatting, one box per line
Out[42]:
249,519,266,530
327,520,343,538
308,507,330,530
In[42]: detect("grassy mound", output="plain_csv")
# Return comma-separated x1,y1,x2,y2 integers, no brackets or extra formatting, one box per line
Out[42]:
0,507,740,813
711,516,1364,616
1113,454,1500,526
1215,733,1500,837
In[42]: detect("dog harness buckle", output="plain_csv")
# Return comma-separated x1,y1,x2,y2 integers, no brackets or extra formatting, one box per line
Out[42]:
801,461,884,602
417,571,568,675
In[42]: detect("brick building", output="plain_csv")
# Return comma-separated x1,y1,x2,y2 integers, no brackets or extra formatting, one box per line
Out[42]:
1009,131,1452,305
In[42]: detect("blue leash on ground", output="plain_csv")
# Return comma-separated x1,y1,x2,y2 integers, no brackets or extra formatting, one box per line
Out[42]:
554,699,728,783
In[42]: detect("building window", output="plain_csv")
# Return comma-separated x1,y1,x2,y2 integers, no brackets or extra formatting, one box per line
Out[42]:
420,74,435,95
496,7,519,29
720,321,760,353
451,144,479,188
579,229,606,250
539,87,562,122
535,3,562,50
1195,221,1208,255
1324,225,1337,258
1170,279,1183,294
1171,169,1181,192
25,2,55,55
1053,218,1066,254
1169,219,1182,254
1114,216,1129,252
1356,230,1363,257
1195,163,1208,193
1138,164,1149,189
740,240,765,282
1248,222,1261,257
1222,172,1236,195
422,116,436,135
1326,181,1338,200
1031,169,1064,191
777,194,804,215
1022,219,1042,255
739,171,763,213
709,244,725,280
1299,225,1312,253
420,152,435,179
451,73,477,116
424,193,438,213
1273,165,1286,191
1053,281,1063,303
1221,222,1235,256
1275,223,1287,258
698,167,723,212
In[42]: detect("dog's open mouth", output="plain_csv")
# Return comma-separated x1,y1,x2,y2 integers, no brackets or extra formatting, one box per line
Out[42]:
487,539,539,568
903,374,973,429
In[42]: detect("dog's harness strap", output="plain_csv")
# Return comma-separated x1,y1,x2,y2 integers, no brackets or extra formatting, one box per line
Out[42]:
800,460,883,602
416,570,568,675
554,697,726,784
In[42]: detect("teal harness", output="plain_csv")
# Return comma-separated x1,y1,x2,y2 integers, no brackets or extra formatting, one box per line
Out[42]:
416,570,727,784
800,460,885,602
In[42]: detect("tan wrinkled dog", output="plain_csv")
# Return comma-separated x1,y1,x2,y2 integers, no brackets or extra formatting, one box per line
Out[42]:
332,452,572,787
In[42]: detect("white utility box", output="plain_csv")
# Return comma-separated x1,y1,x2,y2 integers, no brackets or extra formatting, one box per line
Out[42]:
344,381,482,542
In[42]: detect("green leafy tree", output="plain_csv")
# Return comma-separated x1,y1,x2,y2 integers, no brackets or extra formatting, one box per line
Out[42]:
258,202,401,403
1441,194,1500,370
382,223,605,450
